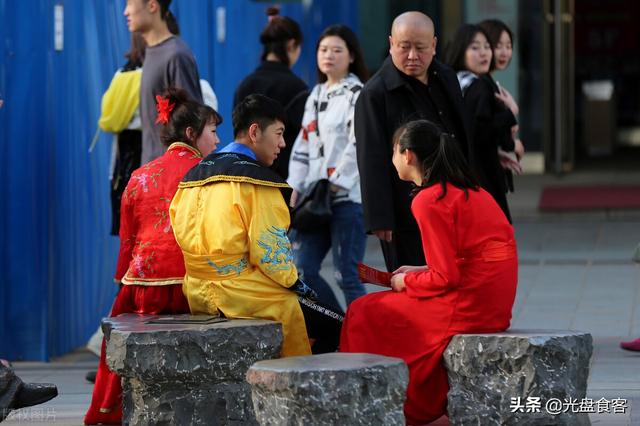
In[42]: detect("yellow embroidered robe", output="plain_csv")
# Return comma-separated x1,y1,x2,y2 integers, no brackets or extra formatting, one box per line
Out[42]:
169,153,311,356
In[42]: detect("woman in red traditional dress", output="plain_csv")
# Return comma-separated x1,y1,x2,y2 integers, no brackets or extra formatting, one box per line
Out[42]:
85,88,222,425
340,119,518,425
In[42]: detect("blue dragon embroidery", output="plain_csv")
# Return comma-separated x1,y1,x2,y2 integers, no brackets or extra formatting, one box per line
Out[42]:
207,257,248,276
257,226,293,272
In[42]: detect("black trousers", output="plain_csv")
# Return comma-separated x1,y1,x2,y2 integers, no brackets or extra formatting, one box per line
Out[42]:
298,297,344,354
380,229,426,272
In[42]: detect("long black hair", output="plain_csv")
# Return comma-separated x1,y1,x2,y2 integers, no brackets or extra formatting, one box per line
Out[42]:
259,6,303,66
478,19,514,71
315,25,369,83
444,24,494,72
393,119,479,200
159,87,222,147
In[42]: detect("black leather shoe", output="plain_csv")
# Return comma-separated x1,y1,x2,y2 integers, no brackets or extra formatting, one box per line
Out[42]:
11,383,58,409
85,370,97,383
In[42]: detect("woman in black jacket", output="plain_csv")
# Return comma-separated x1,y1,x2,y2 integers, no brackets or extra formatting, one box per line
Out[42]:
233,6,308,180
445,24,518,222
479,19,524,192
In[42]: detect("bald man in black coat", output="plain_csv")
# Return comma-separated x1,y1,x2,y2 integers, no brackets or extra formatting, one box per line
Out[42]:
355,11,470,271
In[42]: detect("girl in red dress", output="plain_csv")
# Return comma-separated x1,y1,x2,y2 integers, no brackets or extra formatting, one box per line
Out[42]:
340,119,518,425
85,88,222,425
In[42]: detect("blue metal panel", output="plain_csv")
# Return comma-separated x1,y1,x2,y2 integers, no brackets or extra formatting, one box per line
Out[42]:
0,0,6,357
45,0,126,359
0,0,126,360
1,0,54,360
0,0,359,361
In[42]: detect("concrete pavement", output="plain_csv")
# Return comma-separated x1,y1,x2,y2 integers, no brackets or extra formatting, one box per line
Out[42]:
4,172,640,425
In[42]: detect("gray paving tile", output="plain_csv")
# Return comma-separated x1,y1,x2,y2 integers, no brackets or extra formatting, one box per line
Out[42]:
513,312,576,322
535,265,588,282
517,264,542,278
581,285,637,296
581,308,636,320
524,292,583,303
584,265,639,285
511,317,575,329
571,312,633,322
518,258,542,265
599,223,640,244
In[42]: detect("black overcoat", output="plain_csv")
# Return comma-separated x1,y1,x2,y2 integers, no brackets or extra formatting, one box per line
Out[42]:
234,61,309,180
354,57,470,235
463,74,516,222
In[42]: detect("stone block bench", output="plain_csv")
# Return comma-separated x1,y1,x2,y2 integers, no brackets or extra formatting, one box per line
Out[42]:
102,313,283,426
246,353,408,425
443,329,593,425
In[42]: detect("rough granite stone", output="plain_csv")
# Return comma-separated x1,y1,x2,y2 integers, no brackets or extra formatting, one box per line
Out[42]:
443,330,593,426
246,353,408,426
103,313,283,426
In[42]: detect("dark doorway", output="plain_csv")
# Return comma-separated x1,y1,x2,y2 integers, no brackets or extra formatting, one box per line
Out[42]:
573,0,640,170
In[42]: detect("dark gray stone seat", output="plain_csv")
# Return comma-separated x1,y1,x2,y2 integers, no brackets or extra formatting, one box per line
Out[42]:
246,353,409,426
102,313,283,426
443,329,593,425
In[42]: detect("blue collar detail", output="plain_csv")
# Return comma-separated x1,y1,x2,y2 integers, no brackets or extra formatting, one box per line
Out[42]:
219,142,257,160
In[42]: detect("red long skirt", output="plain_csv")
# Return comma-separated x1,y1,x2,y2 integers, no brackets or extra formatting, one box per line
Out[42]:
84,284,190,425
340,291,451,425
340,258,516,425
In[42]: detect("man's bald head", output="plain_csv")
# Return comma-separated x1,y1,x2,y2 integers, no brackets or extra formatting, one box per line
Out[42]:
391,12,435,38
389,11,437,83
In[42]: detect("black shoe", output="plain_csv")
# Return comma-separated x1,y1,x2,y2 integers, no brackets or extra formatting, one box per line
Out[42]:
85,370,97,384
11,383,58,409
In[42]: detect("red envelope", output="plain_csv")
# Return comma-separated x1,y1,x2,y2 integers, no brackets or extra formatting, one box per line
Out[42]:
358,263,392,288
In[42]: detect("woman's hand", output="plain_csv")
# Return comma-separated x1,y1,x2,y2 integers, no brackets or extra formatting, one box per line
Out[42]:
330,183,344,193
514,138,525,160
495,86,519,116
393,265,428,274
289,190,299,208
373,229,393,242
390,273,407,292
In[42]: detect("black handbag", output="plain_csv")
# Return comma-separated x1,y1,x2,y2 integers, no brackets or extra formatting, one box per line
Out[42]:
290,179,332,231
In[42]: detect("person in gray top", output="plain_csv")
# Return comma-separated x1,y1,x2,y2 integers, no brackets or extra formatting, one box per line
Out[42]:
124,0,202,164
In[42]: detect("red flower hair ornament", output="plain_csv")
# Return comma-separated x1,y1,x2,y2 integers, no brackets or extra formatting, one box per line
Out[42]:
155,95,175,125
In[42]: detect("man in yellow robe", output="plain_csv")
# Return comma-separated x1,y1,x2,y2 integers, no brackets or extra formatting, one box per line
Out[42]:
170,94,343,357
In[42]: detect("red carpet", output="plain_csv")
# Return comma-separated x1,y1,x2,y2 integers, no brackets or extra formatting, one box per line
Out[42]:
539,186,640,210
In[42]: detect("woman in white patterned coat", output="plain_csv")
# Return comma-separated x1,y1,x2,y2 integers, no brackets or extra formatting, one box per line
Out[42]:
288,25,369,309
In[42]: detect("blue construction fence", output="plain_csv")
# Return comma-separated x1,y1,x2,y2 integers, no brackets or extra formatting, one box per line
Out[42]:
0,0,357,361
